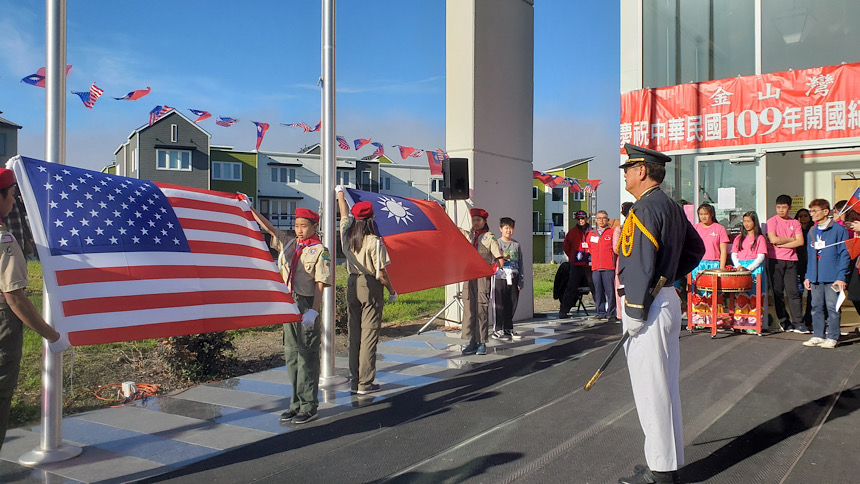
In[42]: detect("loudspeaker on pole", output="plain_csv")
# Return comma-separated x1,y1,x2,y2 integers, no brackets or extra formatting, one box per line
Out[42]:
442,157,469,200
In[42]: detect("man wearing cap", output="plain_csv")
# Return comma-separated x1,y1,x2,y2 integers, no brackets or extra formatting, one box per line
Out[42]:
560,210,595,318
251,206,331,425
616,144,704,484
460,208,504,355
0,168,69,451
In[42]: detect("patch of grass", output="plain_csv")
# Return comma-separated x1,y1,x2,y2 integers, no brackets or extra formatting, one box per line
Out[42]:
533,263,559,298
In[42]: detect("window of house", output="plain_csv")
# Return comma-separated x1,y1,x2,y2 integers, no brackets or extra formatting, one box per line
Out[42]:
170,124,178,143
532,211,540,232
271,167,296,183
0,133,6,156
212,161,242,181
532,186,538,199
156,149,192,171
431,179,442,192
552,187,564,201
551,212,564,227
132,149,138,173
337,170,350,185
382,177,391,190
571,191,585,201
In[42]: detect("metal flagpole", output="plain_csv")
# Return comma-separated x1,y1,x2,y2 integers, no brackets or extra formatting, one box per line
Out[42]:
20,0,82,465
319,0,346,388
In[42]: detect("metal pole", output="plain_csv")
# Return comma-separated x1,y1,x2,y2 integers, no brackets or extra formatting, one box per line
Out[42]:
319,0,346,388
20,0,81,466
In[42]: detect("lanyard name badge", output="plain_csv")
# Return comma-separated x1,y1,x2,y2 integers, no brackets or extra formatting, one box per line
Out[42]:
813,229,826,252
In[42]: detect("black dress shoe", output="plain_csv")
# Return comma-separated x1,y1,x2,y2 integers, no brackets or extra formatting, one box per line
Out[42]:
279,409,298,423
619,466,680,484
292,411,318,424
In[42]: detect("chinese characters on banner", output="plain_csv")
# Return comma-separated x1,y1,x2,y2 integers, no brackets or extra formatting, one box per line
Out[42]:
620,62,860,153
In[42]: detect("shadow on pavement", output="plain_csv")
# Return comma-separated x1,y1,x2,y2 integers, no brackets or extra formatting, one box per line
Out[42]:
373,452,524,484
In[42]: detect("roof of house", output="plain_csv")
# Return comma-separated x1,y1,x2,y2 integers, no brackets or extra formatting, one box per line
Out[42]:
0,115,22,129
125,109,211,141
546,156,594,172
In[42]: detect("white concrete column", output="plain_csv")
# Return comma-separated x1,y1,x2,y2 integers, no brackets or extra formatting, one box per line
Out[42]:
445,0,535,322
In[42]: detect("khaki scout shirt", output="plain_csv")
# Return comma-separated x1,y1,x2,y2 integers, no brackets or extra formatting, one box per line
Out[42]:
269,227,332,297
0,225,29,308
462,228,503,265
340,217,391,276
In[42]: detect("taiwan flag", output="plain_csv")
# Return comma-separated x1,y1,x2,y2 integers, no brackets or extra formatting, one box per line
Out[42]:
253,121,270,150
343,189,494,294
426,150,445,175
844,187,860,214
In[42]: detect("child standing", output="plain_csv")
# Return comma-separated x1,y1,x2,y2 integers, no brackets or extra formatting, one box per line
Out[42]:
692,203,729,290
767,194,805,332
730,211,770,331
802,199,850,349
461,208,504,355
251,206,331,424
491,217,524,341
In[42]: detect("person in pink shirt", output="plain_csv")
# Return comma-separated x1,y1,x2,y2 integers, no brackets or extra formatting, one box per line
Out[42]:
691,203,729,294
731,211,771,331
766,194,805,332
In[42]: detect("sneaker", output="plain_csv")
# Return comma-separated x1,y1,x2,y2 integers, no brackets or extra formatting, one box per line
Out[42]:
462,341,478,355
820,338,838,349
292,411,318,424
476,343,487,355
279,409,298,423
491,330,511,341
803,337,825,347
589,315,604,321
356,383,380,395
558,313,570,319
509,330,523,340
791,326,811,334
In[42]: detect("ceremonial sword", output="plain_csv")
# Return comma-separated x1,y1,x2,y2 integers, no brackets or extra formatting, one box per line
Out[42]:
583,276,668,391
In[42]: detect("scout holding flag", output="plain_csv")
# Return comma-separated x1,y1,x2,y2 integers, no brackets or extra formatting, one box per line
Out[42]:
251,206,331,425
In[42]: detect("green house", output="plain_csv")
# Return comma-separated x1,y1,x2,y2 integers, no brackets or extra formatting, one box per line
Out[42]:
532,157,591,263
210,146,258,202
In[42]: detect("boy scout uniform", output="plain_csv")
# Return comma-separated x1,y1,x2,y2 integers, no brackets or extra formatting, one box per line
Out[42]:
270,228,331,415
461,228,503,344
340,217,391,393
0,225,29,448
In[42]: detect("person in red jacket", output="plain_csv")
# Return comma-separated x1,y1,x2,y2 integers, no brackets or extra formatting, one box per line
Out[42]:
588,210,617,321
560,210,595,318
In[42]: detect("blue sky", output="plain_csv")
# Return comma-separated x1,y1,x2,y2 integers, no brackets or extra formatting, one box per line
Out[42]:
0,1,620,205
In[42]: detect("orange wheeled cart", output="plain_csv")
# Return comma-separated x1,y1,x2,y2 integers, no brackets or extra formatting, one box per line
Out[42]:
687,269,762,338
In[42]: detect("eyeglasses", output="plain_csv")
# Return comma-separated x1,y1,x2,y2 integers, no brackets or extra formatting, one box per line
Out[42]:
623,163,643,173
595,216,608,220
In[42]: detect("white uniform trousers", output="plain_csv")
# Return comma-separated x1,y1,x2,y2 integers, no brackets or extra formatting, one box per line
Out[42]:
622,287,684,472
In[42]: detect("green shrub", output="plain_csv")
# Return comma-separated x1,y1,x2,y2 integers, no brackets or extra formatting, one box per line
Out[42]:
157,332,235,382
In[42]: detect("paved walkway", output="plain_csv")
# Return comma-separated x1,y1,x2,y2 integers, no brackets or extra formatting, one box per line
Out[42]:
0,312,599,483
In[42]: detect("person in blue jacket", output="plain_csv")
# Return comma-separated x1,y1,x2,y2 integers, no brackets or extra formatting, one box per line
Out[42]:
802,198,850,349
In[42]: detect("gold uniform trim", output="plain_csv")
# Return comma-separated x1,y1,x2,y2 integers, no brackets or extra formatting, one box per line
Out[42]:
627,157,645,162
618,212,659,257
625,302,644,309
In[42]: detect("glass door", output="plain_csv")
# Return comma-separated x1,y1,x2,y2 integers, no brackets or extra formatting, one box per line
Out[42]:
694,153,764,238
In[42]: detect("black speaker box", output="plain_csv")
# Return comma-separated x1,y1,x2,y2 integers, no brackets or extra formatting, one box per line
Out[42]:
442,157,469,200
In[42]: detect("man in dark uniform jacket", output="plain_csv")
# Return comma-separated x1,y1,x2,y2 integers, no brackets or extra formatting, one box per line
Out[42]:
616,144,704,484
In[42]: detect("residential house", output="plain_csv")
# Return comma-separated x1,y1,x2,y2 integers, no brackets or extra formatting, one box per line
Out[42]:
209,146,257,200
533,157,591,263
0,114,22,166
111,110,211,188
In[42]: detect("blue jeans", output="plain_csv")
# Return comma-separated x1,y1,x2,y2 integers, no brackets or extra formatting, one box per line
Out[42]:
592,269,616,318
810,283,841,341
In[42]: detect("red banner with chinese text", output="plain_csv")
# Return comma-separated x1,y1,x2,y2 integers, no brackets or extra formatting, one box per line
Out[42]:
620,62,860,153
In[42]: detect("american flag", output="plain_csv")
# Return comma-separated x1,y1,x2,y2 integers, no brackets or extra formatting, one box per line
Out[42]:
216,116,238,127
583,179,602,194
336,136,350,150
281,122,313,133
371,142,384,157
149,105,173,126
86,83,104,108
9,156,299,346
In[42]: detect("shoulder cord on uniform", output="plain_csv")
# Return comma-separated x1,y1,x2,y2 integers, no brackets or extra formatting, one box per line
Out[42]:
618,211,659,257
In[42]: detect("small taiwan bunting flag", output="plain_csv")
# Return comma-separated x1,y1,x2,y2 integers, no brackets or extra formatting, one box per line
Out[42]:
21,65,72,87
842,187,860,215
567,178,582,193
354,138,372,150
371,142,385,157
336,136,350,150
425,150,446,175
189,109,212,123
216,116,238,127
114,87,151,101
252,121,270,150
583,179,602,194
310,122,321,132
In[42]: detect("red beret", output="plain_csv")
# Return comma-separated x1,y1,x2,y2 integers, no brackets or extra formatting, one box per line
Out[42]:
469,208,488,219
295,208,319,224
351,201,374,220
0,169,14,190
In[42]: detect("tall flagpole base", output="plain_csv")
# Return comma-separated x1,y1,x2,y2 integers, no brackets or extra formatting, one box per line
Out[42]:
19,443,82,466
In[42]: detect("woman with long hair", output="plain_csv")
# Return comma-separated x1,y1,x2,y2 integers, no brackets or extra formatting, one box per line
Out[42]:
337,189,396,395
692,203,729,292
795,208,814,326
731,211,770,331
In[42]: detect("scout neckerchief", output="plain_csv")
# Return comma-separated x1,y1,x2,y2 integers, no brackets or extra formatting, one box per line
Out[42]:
286,234,322,291
471,227,488,249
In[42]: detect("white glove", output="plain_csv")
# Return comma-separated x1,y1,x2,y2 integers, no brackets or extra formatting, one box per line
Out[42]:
48,333,71,353
626,318,646,337
301,309,319,328
335,185,345,194
388,292,398,303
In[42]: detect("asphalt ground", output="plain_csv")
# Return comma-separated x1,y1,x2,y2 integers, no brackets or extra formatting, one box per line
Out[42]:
141,323,860,484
